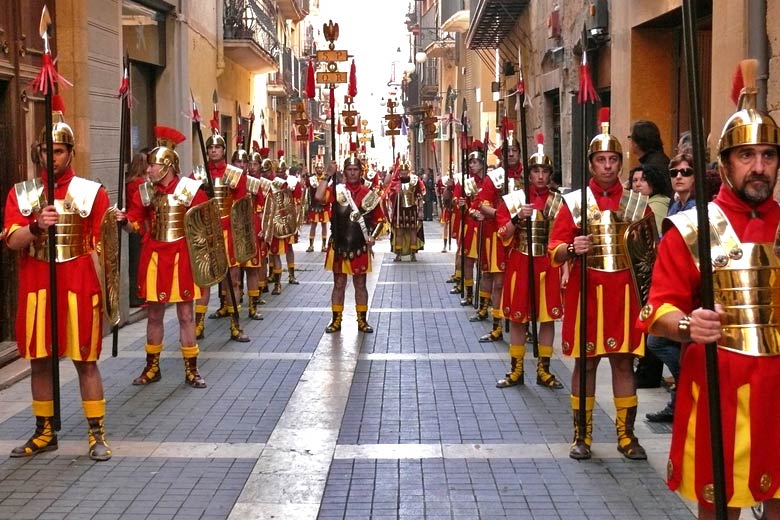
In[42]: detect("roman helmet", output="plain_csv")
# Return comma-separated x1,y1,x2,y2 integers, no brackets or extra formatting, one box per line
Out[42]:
588,107,622,159
528,132,553,170
147,126,186,182
717,59,780,187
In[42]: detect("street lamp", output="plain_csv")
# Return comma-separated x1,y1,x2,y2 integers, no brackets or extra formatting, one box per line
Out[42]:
415,51,427,64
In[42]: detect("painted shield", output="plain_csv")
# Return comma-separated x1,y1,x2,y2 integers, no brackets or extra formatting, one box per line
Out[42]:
185,199,229,287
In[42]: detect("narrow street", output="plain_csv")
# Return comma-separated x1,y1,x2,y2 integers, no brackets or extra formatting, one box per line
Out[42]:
0,221,694,519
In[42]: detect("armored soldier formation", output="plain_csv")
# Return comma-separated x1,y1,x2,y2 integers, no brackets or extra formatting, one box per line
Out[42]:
2,17,780,517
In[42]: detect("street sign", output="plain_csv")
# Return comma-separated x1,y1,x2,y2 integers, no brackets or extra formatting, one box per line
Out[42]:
316,71,347,84
316,50,348,62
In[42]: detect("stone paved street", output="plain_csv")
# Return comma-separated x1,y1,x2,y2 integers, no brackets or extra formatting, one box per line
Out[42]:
0,222,704,519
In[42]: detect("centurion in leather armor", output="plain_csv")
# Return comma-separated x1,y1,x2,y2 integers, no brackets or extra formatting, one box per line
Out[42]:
331,184,379,259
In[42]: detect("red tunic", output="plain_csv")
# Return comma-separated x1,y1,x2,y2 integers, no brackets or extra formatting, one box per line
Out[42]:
452,174,481,259
244,178,268,267
475,171,506,272
497,186,562,323
126,176,209,302
548,178,644,357
641,185,780,508
2,168,107,361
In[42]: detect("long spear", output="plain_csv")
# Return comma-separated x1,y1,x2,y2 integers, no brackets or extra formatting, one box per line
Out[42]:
33,5,61,431
516,63,539,358
681,0,726,516
576,25,599,448
459,101,468,299
246,107,255,154
446,111,454,250
112,52,131,357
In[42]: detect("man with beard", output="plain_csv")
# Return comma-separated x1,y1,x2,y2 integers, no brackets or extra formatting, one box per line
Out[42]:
315,156,384,333
639,59,780,519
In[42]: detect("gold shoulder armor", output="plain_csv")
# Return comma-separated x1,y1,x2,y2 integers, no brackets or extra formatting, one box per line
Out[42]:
64,177,101,217
224,165,243,188
246,176,261,195
501,189,526,219
619,189,650,223
487,167,505,188
192,165,208,182
14,178,45,216
174,177,202,207
544,192,564,220
139,181,154,207
361,189,381,212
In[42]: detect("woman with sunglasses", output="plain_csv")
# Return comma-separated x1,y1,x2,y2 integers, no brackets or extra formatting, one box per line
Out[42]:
644,153,696,423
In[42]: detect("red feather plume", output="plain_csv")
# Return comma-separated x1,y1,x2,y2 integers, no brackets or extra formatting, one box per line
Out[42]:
277,149,285,159
535,133,544,146
730,63,744,106
154,126,186,145
52,94,66,113
259,147,270,159
577,52,599,104
252,140,260,153
597,107,610,127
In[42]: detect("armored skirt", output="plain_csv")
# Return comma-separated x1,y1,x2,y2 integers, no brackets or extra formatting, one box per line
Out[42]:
548,183,645,358
3,169,107,361
502,249,563,323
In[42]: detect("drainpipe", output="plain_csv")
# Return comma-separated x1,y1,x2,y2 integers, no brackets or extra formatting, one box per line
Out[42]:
747,0,767,110
216,0,225,78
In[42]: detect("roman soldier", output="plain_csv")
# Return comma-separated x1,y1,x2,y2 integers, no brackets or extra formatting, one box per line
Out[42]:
240,141,271,320
192,118,249,342
548,108,650,461
3,95,112,460
450,141,485,306
386,160,425,262
306,159,329,252
315,155,384,333
265,150,303,293
495,133,564,389
120,125,210,388
640,59,780,517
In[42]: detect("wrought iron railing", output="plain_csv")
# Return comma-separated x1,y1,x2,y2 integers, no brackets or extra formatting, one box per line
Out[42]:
223,0,279,58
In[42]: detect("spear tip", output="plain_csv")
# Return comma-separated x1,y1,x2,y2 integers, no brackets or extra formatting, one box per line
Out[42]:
39,5,52,38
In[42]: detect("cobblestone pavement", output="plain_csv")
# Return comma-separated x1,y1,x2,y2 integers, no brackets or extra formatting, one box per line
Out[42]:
0,222,704,519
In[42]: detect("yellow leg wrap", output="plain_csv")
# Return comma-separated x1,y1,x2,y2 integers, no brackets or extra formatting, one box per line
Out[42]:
491,308,503,319
248,289,260,297
496,344,525,387
180,344,200,359
332,304,344,312
356,304,368,312
570,395,595,447
145,343,163,355
464,279,474,287
479,290,491,299
537,344,554,358
32,400,54,417
615,395,639,448
82,399,106,419
195,304,208,314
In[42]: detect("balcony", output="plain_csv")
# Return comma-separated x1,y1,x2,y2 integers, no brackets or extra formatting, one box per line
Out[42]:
223,0,280,73
268,47,294,97
466,0,528,49
420,60,439,100
277,0,308,22
440,0,469,33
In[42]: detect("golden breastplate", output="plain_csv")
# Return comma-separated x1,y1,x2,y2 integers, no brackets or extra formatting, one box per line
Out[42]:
213,177,234,218
400,181,416,208
150,194,187,242
713,242,780,356
516,216,550,257
31,206,90,262
587,210,630,271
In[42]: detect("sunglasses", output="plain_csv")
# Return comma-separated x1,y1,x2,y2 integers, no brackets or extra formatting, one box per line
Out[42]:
669,168,694,178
